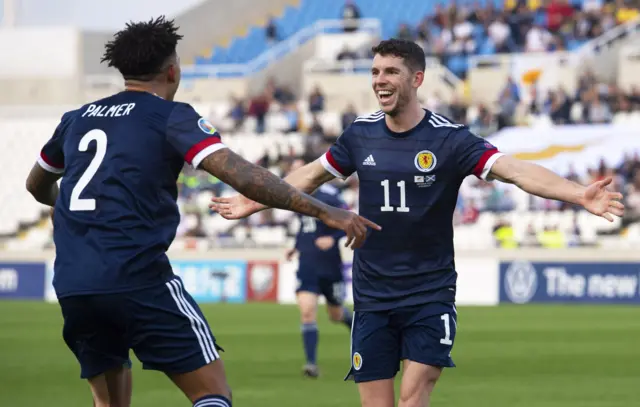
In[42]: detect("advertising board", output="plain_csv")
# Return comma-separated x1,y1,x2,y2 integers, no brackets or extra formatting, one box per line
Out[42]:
500,260,640,304
0,262,46,300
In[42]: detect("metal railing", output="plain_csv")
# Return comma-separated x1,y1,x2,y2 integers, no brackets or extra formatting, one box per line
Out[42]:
180,18,381,78
303,57,462,87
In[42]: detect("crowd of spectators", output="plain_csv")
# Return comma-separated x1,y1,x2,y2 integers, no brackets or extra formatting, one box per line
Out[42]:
333,0,640,77
175,70,640,244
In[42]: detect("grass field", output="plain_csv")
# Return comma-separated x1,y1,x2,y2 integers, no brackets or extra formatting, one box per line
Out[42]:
1,302,639,407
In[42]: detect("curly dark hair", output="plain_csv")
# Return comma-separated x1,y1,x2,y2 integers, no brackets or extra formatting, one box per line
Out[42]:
371,38,426,72
101,16,183,81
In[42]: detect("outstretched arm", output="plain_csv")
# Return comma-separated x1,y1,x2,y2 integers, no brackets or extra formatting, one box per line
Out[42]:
200,150,331,219
210,158,336,217
200,149,378,248
489,155,624,221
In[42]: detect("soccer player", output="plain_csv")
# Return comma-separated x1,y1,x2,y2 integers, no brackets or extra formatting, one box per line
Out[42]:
210,39,624,407
285,158,354,378
24,17,379,407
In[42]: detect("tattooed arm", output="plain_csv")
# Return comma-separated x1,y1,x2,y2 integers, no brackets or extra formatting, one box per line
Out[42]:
199,148,381,248
26,163,61,207
199,148,330,218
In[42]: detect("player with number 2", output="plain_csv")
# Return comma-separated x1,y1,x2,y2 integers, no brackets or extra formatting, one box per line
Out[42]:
25,16,380,407
210,38,625,407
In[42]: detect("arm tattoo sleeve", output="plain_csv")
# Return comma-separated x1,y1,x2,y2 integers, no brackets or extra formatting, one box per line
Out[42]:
200,149,329,218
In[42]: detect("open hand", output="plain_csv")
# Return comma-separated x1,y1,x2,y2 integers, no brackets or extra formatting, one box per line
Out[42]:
209,194,261,220
581,177,625,222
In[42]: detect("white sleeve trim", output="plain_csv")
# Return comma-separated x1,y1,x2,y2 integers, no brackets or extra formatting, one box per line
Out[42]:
192,143,227,169
37,155,64,174
320,153,346,179
481,152,505,181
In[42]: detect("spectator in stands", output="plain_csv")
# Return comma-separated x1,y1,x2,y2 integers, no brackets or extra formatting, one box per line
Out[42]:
583,0,603,13
341,104,358,130
616,0,639,23
526,22,552,52
415,18,434,55
341,0,361,33
266,16,279,45
283,103,301,133
396,23,415,41
308,85,325,113
227,95,246,131
469,103,497,138
305,115,327,159
185,213,207,238
493,219,518,248
488,13,513,52
452,13,476,54
546,89,572,124
448,94,468,124
588,94,612,123
336,44,359,61
267,79,296,106
460,198,480,224
547,0,575,34
248,91,270,134
497,86,518,128
508,3,534,48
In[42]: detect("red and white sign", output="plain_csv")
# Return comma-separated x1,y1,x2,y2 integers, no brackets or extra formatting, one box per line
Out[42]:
246,261,279,302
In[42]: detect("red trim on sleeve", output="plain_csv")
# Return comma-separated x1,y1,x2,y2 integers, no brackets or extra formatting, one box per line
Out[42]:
472,149,499,177
40,151,63,169
325,150,347,176
184,137,221,164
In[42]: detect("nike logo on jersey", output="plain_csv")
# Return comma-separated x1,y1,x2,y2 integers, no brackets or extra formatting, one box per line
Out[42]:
362,155,376,166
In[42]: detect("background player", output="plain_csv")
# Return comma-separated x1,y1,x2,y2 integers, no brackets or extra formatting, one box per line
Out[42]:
24,17,380,407
285,158,354,378
210,38,624,407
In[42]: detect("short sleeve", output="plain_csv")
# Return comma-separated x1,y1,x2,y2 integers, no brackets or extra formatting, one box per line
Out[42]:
37,112,72,174
453,128,505,180
320,126,356,179
166,103,227,169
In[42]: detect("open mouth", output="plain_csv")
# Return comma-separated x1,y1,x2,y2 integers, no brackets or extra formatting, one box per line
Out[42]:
377,90,395,104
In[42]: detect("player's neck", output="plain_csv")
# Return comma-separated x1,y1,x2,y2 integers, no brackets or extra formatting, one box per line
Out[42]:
124,81,165,99
384,102,425,133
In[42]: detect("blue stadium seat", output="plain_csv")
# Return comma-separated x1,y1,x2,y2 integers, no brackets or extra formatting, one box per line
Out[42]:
195,0,592,77
197,0,484,66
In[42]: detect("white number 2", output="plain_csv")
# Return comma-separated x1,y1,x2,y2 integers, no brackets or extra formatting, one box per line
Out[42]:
380,179,410,212
440,313,454,345
69,129,107,211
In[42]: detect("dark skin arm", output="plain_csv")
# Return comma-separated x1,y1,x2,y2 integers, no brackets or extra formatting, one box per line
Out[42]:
26,164,61,207
199,148,380,248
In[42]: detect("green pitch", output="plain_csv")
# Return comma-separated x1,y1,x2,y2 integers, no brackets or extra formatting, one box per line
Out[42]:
1,302,639,407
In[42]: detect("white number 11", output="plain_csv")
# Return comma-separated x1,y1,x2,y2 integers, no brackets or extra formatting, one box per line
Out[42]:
380,179,410,212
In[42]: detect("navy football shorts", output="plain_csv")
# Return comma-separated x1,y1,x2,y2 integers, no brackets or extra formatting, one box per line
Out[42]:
59,276,222,379
296,268,346,306
345,302,457,383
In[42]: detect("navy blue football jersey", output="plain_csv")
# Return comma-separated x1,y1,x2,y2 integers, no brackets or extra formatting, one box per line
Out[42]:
320,109,504,311
295,184,347,279
37,90,226,298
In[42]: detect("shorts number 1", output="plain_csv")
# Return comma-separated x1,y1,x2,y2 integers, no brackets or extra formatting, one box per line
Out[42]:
440,313,453,345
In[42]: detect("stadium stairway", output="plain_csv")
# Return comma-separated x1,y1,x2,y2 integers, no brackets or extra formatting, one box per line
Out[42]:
192,0,630,79
196,0,506,65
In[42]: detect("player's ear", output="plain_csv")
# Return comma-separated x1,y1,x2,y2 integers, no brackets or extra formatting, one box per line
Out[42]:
413,70,425,89
167,65,176,84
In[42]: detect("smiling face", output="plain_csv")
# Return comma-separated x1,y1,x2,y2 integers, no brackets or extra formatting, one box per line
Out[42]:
371,53,423,116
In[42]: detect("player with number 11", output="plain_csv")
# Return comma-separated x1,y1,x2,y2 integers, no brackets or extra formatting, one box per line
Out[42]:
210,38,625,407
